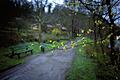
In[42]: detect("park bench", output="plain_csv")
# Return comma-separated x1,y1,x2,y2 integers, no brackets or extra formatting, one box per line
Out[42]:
40,43,47,53
9,44,33,59
40,43,55,52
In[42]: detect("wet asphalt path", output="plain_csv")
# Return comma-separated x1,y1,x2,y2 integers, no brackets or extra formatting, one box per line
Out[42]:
0,48,75,80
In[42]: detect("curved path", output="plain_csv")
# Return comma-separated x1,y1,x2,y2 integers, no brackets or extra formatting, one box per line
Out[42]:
0,48,75,80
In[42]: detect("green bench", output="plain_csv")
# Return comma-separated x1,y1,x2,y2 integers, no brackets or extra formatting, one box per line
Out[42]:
40,43,55,52
9,44,33,59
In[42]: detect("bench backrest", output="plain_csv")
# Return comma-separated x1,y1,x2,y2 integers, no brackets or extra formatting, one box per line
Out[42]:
9,44,30,52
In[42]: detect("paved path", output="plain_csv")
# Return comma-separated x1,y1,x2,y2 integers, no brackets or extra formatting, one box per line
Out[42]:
0,48,75,80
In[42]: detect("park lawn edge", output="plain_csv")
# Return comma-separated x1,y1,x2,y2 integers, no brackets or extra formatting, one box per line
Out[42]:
65,38,97,80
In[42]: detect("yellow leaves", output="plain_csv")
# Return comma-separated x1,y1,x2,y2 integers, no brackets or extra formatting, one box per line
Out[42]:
88,29,93,32
92,11,95,14
111,24,114,27
116,77,118,80
66,1,80,7
95,20,102,25
79,49,82,52
87,31,90,34
81,30,84,33
95,20,97,24
102,26,105,29
86,29,93,34
71,41,76,48
51,51,54,53
58,46,60,48
31,44,34,46
52,45,55,48
82,44,86,47
109,27,112,29
77,34,81,37
91,52,97,57
66,2,70,6
88,29,92,32
81,37,85,40
102,40,106,44
63,45,67,50
112,53,114,55
81,29,94,35
52,41,56,44
97,41,100,44
49,40,52,43
96,39,108,44
104,53,106,55
107,33,113,38
116,36,120,40
71,45,75,48
52,28,61,35
71,41,73,44
39,45,41,48
110,12,113,16
98,20,102,24
94,52,97,57
61,42,64,46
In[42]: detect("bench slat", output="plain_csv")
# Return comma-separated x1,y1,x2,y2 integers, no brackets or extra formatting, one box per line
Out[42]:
9,44,33,59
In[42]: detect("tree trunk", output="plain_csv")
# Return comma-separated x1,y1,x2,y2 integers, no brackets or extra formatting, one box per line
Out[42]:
71,0,76,38
38,23,41,43
98,23,104,54
93,15,97,48
107,0,116,65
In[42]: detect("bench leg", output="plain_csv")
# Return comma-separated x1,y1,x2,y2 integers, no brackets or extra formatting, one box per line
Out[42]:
25,51,28,56
10,54,14,58
31,50,33,55
17,54,20,59
10,52,15,58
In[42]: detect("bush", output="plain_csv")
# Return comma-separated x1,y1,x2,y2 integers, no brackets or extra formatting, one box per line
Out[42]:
82,38,120,80
52,28,61,36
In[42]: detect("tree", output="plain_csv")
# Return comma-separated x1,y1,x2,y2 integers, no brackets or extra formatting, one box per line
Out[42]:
78,0,120,68
64,0,78,37
0,0,33,46
32,0,49,42
52,4,90,38
48,3,52,13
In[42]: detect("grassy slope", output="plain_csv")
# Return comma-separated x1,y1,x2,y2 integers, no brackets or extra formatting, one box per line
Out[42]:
66,37,120,80
66,38,96,80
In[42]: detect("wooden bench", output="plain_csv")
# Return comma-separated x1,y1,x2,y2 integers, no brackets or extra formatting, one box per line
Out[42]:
9,44,33,59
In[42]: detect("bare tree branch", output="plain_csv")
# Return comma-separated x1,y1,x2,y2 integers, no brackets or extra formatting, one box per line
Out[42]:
112,0,120,8
113,12,120,18
78,0,110,25
114,16,120,21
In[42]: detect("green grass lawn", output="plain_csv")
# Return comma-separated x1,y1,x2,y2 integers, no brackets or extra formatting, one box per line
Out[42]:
0,40,67,72
66,38,97,80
